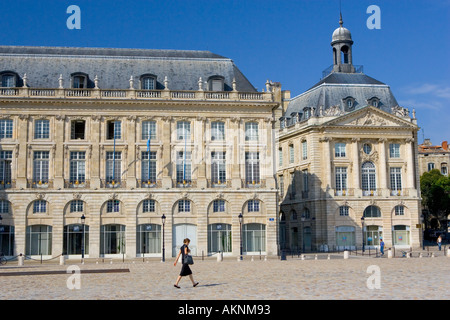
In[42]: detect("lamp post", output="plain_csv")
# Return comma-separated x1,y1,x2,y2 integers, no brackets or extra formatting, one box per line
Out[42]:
81,214,86,261
301,214,306,252
361,216,365,253
161,214,166,262
238,213,243,260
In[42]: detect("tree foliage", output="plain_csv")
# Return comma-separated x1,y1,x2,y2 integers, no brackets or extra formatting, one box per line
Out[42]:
420,169,450,226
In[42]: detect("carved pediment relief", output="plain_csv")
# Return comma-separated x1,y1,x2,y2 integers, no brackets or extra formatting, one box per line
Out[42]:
326,107,412,128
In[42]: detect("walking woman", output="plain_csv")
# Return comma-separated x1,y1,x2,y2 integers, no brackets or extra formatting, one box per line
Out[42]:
173,238,199,288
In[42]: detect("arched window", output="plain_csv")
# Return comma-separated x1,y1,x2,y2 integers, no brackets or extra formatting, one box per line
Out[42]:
362,162,376,193
363,205,381,218
341,45,349,64
0,71,19,87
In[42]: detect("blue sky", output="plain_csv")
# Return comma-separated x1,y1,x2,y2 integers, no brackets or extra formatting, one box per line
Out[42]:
2,0,449,145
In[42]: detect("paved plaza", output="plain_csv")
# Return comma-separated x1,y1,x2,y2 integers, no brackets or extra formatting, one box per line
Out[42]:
0,252,448,301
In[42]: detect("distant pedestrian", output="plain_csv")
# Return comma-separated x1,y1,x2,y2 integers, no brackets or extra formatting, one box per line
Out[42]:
437,235,442,251
380,238,385,256
173,238,199,289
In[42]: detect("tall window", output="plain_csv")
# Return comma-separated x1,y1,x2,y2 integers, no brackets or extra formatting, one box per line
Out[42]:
302,169,309,192
71,120,85,140
362,162,376,192
211,121,225,141
278,148,283,167
243,223,266,253
70,152,86,183
335,143,346,158
0,200,10,214
34,120,50,139
136,224,161,254
389,143,400,158
26,225,52,255
302,140,308,160
177,121,190,140
245,152,260,184
428,163,435,171
72,75,87,88
107,121,121,140
211,152,226,184
176,151,191,183
142,151,157,183
142,121,157,140
390,167,402,192
106,152,121,183
245,122,259,141
335,167,347,192
0,119,13,139
178,199,191,212
0,151,12,186
33,151,49,184
289,145,294,163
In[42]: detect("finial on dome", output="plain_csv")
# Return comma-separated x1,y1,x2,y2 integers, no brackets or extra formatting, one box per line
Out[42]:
339,12,343,27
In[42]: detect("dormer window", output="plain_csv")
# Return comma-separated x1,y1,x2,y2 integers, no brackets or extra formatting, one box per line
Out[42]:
0,72,18,87
208,76,224,91
343,97,355,111
303,107,311,119
140,74,157,90
367,97,380,108
71,73,88,89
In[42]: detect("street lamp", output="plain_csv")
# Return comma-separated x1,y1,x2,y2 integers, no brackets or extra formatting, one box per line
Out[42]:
161,214,166,262
301,214,306,252
238,213,243,260
361,216,365,253
81,214,86,261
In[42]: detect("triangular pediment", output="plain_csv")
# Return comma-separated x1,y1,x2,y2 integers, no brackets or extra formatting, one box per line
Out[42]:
323,106,416,128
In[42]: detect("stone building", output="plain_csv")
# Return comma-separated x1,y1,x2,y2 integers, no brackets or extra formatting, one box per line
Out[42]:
0,46,280,259
418,139,449,176
276,17,422,252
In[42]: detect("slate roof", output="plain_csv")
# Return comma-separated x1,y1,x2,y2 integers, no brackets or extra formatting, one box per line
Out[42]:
284,72,399,118
0,46,257,92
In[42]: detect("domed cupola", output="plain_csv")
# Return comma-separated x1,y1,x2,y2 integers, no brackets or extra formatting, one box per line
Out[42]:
331,13,355,73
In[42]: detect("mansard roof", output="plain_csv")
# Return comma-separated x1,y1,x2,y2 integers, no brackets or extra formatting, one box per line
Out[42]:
0,45,257,92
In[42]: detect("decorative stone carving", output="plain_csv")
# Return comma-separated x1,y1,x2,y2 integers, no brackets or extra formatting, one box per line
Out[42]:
324,105,342,116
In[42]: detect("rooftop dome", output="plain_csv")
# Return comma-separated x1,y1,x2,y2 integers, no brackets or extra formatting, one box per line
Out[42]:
331,13,352,43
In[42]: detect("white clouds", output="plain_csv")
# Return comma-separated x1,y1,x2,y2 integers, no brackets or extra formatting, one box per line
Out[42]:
399,83,450,110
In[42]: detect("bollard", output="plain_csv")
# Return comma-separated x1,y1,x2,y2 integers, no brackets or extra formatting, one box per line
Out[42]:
327,254,331,260
264,256,267,261
343,251,349,259
251,256,254,262
315,254,318,260
301,254,306,260
431,252,435,258
388,249,393,259
280,250,287,261
419,253,423,258
59,255,65,265
406,252,411,258
447,248,450,257
18,254,24,266
217,252,223,262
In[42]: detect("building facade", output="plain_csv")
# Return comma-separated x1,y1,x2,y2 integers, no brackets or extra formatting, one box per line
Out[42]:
0,47,281,259
276,17,422,252
418,139,449,176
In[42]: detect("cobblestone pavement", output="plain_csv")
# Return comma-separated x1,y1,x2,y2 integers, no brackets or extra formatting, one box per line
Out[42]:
0,253,448,300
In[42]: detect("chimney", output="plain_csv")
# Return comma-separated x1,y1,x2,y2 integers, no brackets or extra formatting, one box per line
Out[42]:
442,141,448,151
424,139,432,146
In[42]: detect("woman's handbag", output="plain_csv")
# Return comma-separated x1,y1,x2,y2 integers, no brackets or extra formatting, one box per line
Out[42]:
184,254,194,265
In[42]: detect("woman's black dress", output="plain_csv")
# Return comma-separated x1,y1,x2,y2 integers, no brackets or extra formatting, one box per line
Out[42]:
179,244,192,276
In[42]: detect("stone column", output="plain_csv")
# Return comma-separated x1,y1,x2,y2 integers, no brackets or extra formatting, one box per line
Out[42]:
90,116,101,189
406,138,415,192
230,117,241,189
126,116,137,188
16,115,30,188
53,115,65,189
162,117,172,188
196,117,207,189
352,138,360,195
378,138,387,196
